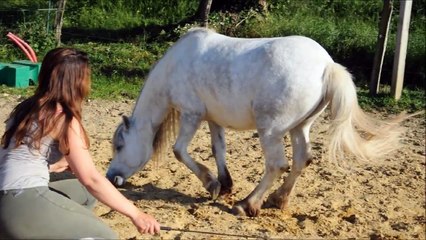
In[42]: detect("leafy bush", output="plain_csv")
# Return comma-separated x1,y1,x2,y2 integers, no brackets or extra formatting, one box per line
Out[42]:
15,16,56,56
0,1,56,62
0,0,424,112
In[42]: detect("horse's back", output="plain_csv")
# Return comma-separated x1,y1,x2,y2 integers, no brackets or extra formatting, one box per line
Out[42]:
167,28,333,89
180,28,332,63
153,29,333,130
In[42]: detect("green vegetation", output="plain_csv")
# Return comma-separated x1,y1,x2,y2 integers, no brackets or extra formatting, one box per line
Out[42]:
357,86,425,114
0,0,424,113
65,0,198,29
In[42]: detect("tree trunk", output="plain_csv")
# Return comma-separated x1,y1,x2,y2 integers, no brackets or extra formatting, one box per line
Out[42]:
195,0,213,27
54,0,66,47
369,0,393,95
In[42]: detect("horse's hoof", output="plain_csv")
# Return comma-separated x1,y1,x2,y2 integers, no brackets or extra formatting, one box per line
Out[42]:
232,201,261,217
231,205,247,216
278,198,290,210
219,186,232,197
206,180,221,200
266,192,290,210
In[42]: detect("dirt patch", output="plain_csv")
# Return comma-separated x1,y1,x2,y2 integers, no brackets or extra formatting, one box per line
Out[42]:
1,94,424,239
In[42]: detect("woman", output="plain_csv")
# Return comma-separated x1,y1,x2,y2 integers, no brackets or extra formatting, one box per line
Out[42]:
0,48,160,239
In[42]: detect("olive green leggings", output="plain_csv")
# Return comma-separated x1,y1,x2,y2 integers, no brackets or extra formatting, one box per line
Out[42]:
0,179,118,239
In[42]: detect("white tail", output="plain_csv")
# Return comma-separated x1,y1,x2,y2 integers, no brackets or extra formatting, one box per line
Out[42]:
323,63,407,164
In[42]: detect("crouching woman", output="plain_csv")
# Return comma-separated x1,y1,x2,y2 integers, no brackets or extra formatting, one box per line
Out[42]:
0,48,160,239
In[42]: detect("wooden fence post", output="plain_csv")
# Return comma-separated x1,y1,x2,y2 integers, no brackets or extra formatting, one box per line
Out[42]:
369,0,393,95
391,0,412,100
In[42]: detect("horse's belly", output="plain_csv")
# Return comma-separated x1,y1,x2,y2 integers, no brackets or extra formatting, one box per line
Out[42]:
204,103,255,130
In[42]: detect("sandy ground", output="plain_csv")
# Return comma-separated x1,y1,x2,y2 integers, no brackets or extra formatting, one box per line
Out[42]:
0,94,424,240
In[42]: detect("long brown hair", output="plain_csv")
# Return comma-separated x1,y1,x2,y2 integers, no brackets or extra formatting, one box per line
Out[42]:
1,48,91,154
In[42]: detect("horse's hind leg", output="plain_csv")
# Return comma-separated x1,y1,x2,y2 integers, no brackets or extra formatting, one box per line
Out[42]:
173,113,221,199
266,102,326,209
208,121,233,196
266,125,312,209
233,128,289,217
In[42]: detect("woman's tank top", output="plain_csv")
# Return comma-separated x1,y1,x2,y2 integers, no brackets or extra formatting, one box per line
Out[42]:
0,122,63,191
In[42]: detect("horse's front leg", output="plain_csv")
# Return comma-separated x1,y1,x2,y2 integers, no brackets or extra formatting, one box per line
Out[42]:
173,113,221,200
208,121,233,197
233,129,289,217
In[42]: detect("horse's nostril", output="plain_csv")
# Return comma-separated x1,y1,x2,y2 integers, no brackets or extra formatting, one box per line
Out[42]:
114,176,125,186
106,169,125,186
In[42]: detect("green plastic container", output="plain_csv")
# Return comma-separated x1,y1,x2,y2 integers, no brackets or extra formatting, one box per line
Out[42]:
13,60,41,85
0,63,31,88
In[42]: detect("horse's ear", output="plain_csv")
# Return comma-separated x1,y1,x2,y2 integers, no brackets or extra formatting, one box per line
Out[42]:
122,115,130,129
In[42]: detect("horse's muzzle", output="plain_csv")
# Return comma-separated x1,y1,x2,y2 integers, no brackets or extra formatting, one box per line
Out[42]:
106,171,126,187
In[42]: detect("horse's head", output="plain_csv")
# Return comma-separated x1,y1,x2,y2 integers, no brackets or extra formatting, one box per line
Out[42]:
106,115,152,187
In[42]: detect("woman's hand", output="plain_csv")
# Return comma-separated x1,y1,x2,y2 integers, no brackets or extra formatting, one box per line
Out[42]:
130,211,161,235
49,157,71,173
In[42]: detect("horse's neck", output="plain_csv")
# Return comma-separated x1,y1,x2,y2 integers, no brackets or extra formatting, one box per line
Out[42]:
132,81,169,131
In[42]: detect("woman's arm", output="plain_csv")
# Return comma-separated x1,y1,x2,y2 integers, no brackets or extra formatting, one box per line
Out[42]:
65,118,160,235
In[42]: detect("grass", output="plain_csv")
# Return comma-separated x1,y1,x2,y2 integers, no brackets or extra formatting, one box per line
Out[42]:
0,76,142,101
65,0,198,29
90,74,143,99
0,85,35,97
1,80,424,114
357,86,425,114
69,42,164,78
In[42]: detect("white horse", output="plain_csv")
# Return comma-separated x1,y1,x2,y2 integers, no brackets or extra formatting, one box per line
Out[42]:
106,28,406,217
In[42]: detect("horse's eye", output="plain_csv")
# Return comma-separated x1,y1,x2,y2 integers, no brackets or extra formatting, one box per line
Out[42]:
116,145,123,151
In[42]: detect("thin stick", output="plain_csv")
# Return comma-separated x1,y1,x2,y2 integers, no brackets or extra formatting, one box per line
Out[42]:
161,226,264,239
